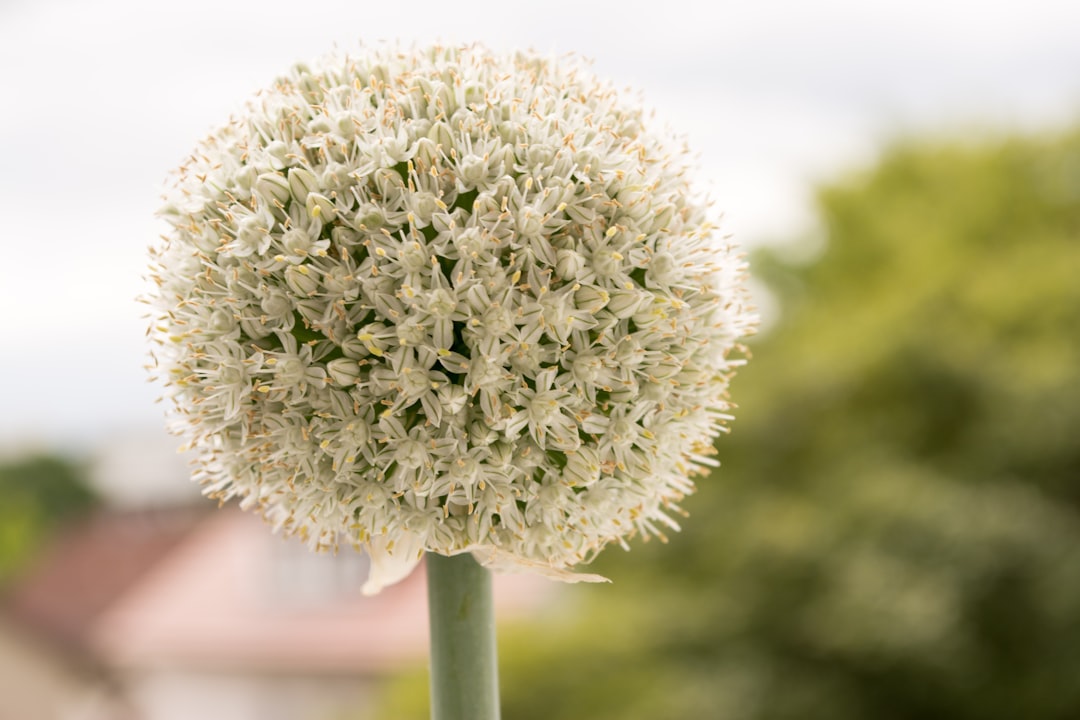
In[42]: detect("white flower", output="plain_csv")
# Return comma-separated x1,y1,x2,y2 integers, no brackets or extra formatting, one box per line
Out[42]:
146,44,757,594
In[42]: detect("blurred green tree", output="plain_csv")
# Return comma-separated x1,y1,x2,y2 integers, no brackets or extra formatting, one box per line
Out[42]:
377,128,1080,720
0,453,99,586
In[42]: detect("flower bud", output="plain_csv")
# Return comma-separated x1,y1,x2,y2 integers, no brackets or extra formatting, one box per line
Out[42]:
255,172,291,206
647,252,679,286
437,384,468,416
459,154,488,186
394,439,428,469
306,192,337,221
295,298,328,325
406,244,437,280
288,167,318,203
235,165,258,192
591,248,624,278
275,356,307,385
260,288,293,320
427,289,458,319
606,289,645,318
408,191,439,225
650,360,682,381
396,318,428,346
323,266,357,298
413,137,440,167
265,140,290,169
565,447,601,488
331,226,361,246
556,248,585,280
344,420,369,445
356,323,391,357
571,353,603,384
281,228,313,257
326,358,362,386
340,336,369,358
355,203,386,230
615,336,643,366
487,441,515,467
427,121,454,151
454,227,485,258
574,286,609,313
308,115,332,135
649,203,677,232
468,421,498,447
209,309,236,334
284,264,319,296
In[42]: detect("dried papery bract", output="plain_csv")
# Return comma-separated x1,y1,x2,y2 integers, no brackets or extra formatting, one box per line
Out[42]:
146,45,756,594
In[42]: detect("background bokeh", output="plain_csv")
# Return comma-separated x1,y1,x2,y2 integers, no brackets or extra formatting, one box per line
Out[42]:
3,0,1079,447
2,2,1079,719
470,128,1080,720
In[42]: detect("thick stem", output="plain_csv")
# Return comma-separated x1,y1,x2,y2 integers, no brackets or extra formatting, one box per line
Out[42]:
426,551,501,720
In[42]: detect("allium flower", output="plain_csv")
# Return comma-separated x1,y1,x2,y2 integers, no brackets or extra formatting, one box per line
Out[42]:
146,44,756,594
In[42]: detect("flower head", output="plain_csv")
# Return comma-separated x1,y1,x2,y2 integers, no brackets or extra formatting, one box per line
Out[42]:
146,44,756,593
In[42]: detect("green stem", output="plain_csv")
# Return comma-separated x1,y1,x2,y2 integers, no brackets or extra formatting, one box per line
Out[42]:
426,551,501,720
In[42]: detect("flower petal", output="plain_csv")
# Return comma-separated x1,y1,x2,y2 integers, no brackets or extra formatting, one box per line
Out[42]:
362,532,425,596
467,546,610,585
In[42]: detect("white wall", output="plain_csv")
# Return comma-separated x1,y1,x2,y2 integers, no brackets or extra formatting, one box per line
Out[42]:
0,619,129,720
124,668,380,720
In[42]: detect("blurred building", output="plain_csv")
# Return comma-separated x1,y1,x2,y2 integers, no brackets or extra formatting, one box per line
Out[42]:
0,505,550,720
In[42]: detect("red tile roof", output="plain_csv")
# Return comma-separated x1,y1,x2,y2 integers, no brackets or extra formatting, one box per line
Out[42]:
2,508,206,657
3,506,555,675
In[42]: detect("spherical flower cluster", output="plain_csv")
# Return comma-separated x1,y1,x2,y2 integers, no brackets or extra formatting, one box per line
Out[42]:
146,44,756,593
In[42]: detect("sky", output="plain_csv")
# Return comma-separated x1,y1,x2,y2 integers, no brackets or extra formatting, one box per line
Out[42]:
1,0,1079,452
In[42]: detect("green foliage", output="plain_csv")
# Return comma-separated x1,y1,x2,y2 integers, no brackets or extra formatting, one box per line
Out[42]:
0,453,98,586
457,128,1080,720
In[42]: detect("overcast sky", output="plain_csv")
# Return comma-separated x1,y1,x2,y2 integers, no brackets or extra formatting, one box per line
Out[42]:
2,0,1079,451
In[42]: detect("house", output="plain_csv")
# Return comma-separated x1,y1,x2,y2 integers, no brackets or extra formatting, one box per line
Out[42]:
1,506,553,720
